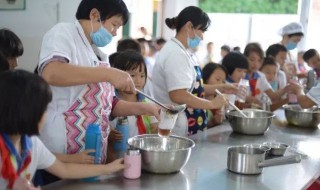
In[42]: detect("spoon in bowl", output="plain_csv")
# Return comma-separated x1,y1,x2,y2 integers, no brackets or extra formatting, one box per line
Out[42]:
215,89,248,118
136,89,186,114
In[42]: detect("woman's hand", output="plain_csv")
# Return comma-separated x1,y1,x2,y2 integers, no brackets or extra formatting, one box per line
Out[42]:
107,67,136,94
140,103,161,120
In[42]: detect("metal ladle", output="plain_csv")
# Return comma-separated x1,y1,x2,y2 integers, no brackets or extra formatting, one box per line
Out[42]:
136,89,186,114
215,89,248,118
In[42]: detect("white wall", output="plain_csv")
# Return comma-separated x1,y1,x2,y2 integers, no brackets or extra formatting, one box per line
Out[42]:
0,0,81,72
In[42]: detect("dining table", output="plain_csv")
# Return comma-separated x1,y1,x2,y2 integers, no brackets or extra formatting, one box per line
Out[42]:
43,109,320,190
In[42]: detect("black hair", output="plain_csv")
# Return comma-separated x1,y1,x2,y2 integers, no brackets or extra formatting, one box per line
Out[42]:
112,50,147,83
266,44,287,57
109,52,120,67
233,46,240,52
0,28,23,58
244,42,264,59
156,38,166,45
165,6,210,32
221,45,231,52
222,52,249,75
202,63,227,84
0,51,9,73
288,32,304,38
76,0,129,25
0,70,52,135
117,38,141,53
260,57,277,71
303,49,318,62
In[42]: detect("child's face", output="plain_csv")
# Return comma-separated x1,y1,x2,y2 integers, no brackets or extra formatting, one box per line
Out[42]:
127,65,146,91
247,52,262,73
207,68,226,85
307,54,320,69
261,65,277,83
275,51,287,68
230,68,247,83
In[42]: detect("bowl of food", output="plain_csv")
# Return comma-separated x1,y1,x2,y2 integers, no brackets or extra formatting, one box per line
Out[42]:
283,104,320,128
127,134,195,174
226,109,275,135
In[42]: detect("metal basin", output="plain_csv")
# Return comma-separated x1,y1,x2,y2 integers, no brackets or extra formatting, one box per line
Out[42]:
127,134,195,174
283,104,320,128
226,109,275,135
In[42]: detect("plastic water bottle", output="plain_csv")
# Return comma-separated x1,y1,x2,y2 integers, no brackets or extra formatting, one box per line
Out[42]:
123,148,141,179
289,76,298,104
114,117,130,154
260,94,270,111
83,123,102,181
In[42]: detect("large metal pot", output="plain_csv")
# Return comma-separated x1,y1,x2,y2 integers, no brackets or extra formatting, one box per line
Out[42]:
226,109,275,135
283,104,320,128
127,134,195,174
227,146,301,175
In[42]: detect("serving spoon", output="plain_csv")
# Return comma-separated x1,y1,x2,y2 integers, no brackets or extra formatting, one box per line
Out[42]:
215,89,248,118
136,89,186,114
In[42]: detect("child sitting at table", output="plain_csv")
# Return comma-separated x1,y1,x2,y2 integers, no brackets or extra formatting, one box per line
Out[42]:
202,63,228,127
0,70,127,189
303,49,320,79
110,50,158,136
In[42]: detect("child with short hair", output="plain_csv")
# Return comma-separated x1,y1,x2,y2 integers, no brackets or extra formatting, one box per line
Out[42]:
111,50,158,136
303,49,320,79
0,70,127,189
0,29,23,69
202,63,228,127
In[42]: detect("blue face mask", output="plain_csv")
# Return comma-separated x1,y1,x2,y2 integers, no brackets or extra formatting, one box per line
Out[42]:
285,41,297,50
90,18,113,47
187,29,201,49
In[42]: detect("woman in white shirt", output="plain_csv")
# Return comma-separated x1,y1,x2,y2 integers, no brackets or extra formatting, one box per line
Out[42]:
38,0,159,166
152,6,228,136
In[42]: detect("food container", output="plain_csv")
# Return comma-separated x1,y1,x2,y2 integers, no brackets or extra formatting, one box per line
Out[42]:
227,146,301,175
283,104,320,128
127,134,195,174
243,143,271,156
226,109,275,135
262,142,289,156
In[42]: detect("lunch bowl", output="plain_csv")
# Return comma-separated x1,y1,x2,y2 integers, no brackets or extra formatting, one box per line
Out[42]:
127,134,195,174
283,104,320,128
262,142,289,156
226,109,275,135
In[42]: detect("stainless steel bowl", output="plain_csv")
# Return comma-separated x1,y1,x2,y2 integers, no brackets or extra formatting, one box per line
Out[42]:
283,104,320,128
226,109,275,135
262,142,289,156
127,134,195,174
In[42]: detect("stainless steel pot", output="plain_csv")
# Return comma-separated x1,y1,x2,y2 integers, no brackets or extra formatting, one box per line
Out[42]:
283,104,320,128
226,109,275,135
227,146,301,174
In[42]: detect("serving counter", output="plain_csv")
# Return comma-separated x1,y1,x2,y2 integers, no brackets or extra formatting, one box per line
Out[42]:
43,109,320,190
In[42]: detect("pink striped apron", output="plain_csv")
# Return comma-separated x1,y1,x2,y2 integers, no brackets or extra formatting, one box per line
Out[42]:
63,62,113,164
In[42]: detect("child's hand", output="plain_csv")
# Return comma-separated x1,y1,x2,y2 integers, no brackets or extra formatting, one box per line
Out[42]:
220,83,238,94
75,149,96,164
105,158,128,174
287,82,303,96
109,128,123,142
143,103,161,120
213,109,224,124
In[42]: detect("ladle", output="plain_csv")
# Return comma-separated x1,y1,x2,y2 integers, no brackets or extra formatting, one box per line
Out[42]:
215,89,248,118
136,89,186,114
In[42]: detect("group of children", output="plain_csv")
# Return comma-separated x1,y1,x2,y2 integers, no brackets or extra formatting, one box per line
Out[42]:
202,41,320,126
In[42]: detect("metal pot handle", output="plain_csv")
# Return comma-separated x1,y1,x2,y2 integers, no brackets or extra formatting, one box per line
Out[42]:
258,155,301,168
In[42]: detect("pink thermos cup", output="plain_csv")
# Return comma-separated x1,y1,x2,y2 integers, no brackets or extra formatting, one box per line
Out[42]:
124,148,141,179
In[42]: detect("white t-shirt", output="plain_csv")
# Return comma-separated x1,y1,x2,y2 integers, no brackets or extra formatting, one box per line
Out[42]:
307,84,320,105
251,71,273,101
152,38,196,136
0,137,56,189
38,21,109,154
